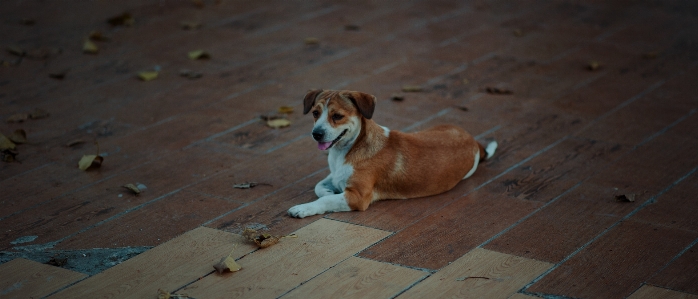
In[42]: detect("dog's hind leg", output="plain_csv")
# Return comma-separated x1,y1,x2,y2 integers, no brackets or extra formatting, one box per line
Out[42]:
463,149,480,179
288,193,351,218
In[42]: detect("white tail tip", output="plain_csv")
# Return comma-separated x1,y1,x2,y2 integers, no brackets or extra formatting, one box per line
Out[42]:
485,141,497,159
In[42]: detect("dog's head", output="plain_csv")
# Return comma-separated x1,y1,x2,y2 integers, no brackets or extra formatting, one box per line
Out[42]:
302,89,376,151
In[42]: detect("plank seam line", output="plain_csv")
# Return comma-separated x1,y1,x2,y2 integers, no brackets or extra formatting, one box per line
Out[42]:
181,2,477,148
519,165,698,294
390,273,433,299
478,108,697,248
645,222,698,283
360,71,677,272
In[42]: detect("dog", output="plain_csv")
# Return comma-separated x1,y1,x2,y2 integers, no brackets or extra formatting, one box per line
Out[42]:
287,89,497,218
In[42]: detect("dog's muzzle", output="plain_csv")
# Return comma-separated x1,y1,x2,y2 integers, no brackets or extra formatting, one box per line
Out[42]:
315,129,347,151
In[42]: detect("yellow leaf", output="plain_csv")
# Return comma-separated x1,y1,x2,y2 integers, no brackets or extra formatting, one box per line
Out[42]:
0,134,16,150
187,50,210,60
122,183,141,195
78,154,103,171
278,106,294,114
402,85,423,92
83,40,99,54
138,71,159,81
266,118,290,129
588,61,601,71
304,37,319,45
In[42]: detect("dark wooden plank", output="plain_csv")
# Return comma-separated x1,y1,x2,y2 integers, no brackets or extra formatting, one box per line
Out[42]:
648,245,698,295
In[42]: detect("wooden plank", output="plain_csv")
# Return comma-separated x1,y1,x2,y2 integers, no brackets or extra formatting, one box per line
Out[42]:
182,218,391,299
282,256,426,299
397,248,552,299
508,294,540,299
52,227,257,298
627,285,698,299
0,258,86,299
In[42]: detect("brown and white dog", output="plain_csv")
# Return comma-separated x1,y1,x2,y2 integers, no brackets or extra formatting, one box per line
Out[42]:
287,89,497,218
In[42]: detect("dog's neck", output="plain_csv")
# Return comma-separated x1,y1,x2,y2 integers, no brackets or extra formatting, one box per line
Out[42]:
331,118,386,163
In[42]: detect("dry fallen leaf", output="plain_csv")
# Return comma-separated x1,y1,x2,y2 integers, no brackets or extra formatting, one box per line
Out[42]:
180,21,201,30
29,108,49,119
83,40,99,54
242,228,297,248
6,113,29,123
391,94,405,102
304,37,319,45
615,194,636,202
1,149,19,163
138,71,159,81
0,134,16,150
278,106,294,114
402,85,423,92
266,118,291,129
107,12,134,26
66,139,86,147
49,69,69,80
19,18,36,26
233,182,271,189
78,154,103,171
187,50,210,60
122,183,141,195
88,31,109,41
485,86,513,95
344,24,360,31
259,115,282,121
588,61,601,71
213,246,242,274
7,46,26,57
47,257,68,267
8,129,27,144
179,69,202,79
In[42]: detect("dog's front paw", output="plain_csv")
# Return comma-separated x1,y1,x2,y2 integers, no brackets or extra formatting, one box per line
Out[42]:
288,203,321,218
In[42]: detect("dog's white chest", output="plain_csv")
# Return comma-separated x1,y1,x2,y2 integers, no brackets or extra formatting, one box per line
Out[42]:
328,149,353,191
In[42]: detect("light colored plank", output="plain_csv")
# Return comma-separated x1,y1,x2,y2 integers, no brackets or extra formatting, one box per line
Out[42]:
627,285,698,299
282,256,426,299
0,258,87,299
182,218,391,299
397,248,553,299
508,293,540,299
52,226,257,299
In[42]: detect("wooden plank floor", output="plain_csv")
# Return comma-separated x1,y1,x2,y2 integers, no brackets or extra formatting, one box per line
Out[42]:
0,258,86,299
1,0,698,298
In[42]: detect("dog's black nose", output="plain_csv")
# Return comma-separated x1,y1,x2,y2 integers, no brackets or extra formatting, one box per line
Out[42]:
312,130,324,141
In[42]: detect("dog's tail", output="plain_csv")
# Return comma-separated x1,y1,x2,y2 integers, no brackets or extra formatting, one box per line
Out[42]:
477,140,498,162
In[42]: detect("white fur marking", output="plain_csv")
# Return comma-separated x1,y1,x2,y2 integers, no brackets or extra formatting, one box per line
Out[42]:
485,141,498,159
288,193,351,218
380,125,390,137
463,150,480,179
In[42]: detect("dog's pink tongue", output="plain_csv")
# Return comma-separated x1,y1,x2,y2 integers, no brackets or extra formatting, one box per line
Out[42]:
318,142,332,150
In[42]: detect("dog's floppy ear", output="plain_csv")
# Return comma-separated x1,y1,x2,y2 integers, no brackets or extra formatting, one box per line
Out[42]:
345,91,376,119
303,89,324,114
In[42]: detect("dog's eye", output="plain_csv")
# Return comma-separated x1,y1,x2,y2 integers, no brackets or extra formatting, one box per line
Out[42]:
332,114,344,121
312,110,319,118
